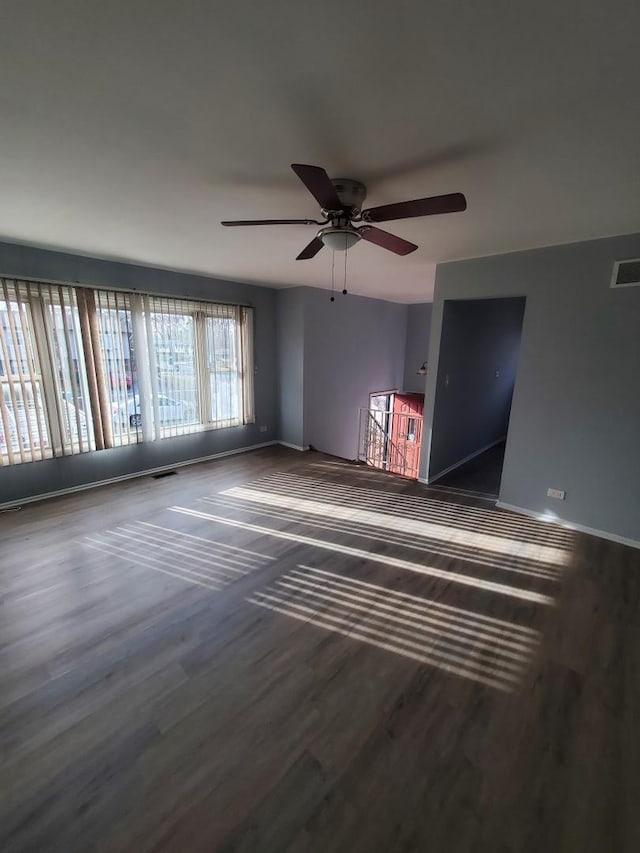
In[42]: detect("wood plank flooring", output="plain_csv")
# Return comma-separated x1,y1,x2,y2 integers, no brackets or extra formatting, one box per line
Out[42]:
435,440,507,498
1,446,639,852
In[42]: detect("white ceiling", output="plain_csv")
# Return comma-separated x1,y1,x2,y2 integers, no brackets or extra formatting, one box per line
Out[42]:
1,0,639,302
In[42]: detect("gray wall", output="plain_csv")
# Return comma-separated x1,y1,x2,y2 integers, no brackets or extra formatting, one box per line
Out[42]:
421,232,640,542
302,288,407,460
276,288,305,449
0,241,278,504
402,303,432,393
429,297,525,478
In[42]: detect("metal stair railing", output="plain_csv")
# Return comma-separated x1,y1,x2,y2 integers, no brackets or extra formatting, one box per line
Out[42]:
358,408,414,476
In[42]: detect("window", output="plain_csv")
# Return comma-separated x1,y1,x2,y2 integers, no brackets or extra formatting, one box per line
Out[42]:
90,291,255,443
145,297,199,439
0,277,255,466
1,279,94,465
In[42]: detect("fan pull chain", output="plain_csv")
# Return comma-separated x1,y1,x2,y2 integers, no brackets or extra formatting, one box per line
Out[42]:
343,243,348,295
330,249,336,302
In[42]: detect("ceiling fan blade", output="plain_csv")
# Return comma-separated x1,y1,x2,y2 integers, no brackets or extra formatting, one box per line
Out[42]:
362,192,467,223
296,236,325,260
291,164,343,211
358,225,418,256
221,218,323,226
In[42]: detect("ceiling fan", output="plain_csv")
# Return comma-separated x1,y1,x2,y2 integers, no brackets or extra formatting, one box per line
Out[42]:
221,164,467,260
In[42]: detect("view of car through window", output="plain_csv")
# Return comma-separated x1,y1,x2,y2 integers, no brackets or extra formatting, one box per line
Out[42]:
111,394,198,430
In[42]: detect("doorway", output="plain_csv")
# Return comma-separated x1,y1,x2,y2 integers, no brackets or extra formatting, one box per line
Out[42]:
428,296,526,497
359,391,424,479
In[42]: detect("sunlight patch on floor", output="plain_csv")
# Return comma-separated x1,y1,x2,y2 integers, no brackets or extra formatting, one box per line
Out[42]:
170,505,555,605
222,485,570,566
248,566,541,692
199,495,561,582
81,520,272,592
235,471,575,547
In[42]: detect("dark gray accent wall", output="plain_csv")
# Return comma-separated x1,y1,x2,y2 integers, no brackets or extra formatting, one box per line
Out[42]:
276,288,305,449
302,287,407,460
429,297,525,478
402,302,432,394
421,232,640,542
0,241,278,504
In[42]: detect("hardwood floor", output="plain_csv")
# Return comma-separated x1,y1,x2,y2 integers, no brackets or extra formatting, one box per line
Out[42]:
435,440,507,498
1,447,639,852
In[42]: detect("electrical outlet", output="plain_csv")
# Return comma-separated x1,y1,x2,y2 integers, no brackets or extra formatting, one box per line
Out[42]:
547,487,566,500
259,425,268,433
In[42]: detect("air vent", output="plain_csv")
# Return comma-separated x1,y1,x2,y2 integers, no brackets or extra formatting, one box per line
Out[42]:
611,258,640,289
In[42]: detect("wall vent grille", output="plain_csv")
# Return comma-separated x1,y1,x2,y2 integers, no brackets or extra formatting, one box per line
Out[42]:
611,258,640,289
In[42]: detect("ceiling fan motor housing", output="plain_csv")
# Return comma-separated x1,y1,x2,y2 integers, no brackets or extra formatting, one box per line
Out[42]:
329,178,367,215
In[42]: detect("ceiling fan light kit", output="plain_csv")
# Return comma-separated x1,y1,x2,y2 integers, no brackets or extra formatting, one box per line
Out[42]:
221,163,467,263
320,227,360,251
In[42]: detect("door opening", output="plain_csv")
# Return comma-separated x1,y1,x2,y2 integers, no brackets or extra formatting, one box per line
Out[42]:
359,390,424,479
428,296,526,498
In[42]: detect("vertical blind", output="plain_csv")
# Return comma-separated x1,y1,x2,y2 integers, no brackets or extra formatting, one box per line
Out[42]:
0,279,94,464
1,278,255,466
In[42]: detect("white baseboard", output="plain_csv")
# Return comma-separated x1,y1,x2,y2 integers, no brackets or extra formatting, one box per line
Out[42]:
427,436,506,484
0,440,278,510
278,441,308,452
496,501,640,551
